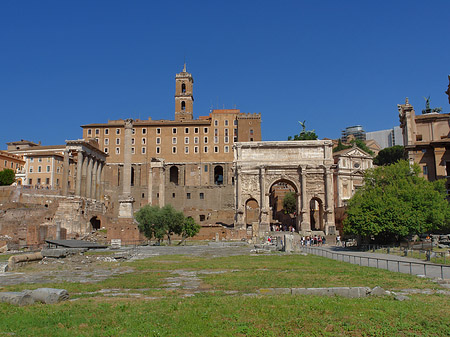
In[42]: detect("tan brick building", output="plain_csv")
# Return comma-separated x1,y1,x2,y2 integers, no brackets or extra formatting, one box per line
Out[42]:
81,65,262,224
7,144,77,190
398,97,450,191
0,150,25,184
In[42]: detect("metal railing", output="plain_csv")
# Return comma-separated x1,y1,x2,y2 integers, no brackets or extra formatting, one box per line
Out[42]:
302,246,450,280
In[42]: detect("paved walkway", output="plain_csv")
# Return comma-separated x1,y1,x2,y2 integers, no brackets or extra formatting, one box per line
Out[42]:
302,246,450,280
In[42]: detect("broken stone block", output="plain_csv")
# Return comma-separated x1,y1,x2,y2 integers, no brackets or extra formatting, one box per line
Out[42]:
370,286,389,297
0,292,35,306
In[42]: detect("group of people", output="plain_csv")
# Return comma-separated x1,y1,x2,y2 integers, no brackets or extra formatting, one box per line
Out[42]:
300,235,326,246
270,224,296,233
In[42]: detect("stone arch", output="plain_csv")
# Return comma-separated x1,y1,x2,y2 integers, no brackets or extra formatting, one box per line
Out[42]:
310,197,324,231
182,83,186,93
170,166,179,185
214,165,224,185
269,179,298,229
245,198,259,226
90,216,101,230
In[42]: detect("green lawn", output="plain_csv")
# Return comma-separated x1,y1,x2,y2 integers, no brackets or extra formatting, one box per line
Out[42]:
0,253,449,336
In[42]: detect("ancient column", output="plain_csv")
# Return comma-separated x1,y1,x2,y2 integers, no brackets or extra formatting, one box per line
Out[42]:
75,151,83,197
148,166,153,205
80,152,88,197
96,161,102,200
118,119,135,218
259,166,269,233
91,159,98,199
86,156,93,199
62,150,69,196
300,165,310,232
159,166,165,207
234,165,245,230
324,166,335,234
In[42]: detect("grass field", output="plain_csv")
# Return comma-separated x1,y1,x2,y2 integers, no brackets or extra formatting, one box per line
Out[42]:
1,253,449,336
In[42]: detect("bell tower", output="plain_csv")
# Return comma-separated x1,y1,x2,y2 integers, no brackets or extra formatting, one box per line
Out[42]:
175,64,194,121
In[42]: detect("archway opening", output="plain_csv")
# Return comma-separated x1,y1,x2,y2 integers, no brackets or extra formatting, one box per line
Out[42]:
269,180,298,231
245,198,259,227
214,165,224,185
170,166,179,185
310,198,324,231
90,216,101,230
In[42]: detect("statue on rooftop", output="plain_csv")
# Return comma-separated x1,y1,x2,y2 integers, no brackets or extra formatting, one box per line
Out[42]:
422,96,442,114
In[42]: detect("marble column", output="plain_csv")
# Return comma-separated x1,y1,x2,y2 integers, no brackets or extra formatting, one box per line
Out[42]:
91,159,98,199
148,166,153,205
118,119,135,218
324,166,335,234
234,164,245,230
96,162,102,200
86,156,93,199
300,165,310,232
75,151,83,196
159,166,165,207
259,166,269,233
62,150,69,195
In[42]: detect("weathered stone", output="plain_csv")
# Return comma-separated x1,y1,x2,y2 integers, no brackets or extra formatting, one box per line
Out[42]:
370,286,389,297
258,288,291,295
394,294,411,301
0,262,8,272
24,288,69,304
42,248,87,258
0,292,35,306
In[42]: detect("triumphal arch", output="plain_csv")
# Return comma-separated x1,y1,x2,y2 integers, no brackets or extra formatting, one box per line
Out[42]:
233,140,335,235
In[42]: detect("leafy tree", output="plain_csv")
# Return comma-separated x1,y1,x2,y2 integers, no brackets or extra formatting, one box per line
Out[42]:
178,217,201,245
282,191,297,214
344,160,450,244
332,139,374,156
135,204,199,245
349,139,375,156
288,121,318,140
373,145,406,166
332,139,351,153
0,169,15,186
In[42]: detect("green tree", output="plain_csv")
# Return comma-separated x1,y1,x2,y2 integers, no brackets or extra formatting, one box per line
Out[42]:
332,139,351,153
178,217,201,245
0,169,15,186
135,204,199,245
344,160,450,244
282,191,297,214
332,139,374,155
349,139,374,156
288,121,318,140
373,145,407,166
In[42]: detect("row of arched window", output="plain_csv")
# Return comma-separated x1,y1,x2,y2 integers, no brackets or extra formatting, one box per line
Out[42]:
169,165,224,185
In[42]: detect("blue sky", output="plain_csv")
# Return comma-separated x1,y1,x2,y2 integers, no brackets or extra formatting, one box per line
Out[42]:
1,0,449,148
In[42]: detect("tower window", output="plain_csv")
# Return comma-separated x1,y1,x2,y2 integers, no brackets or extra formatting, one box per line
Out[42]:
182,83,186,93
156,128,161,134
181,101,186,110
172,146,177,154
185,127,189,134
194,127,199,134
172,128,177,134
142,128,147,135
105,128,109,135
